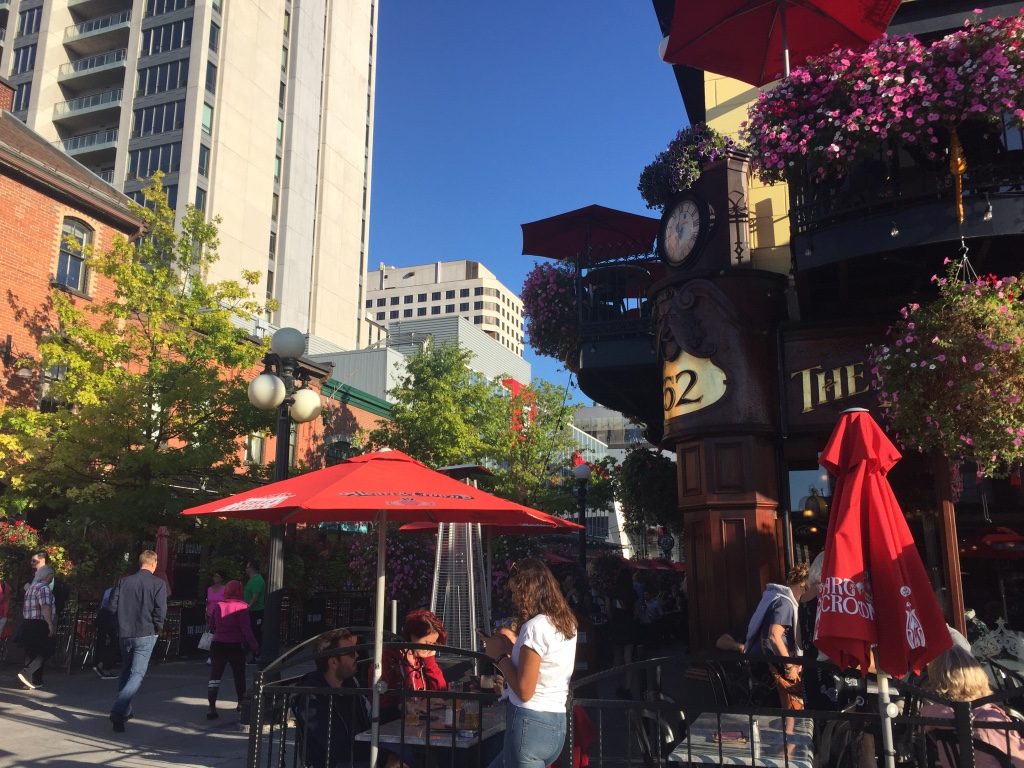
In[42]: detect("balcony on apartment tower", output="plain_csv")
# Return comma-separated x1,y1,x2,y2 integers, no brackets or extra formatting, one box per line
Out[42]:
52,88,123,130
63,9,131,56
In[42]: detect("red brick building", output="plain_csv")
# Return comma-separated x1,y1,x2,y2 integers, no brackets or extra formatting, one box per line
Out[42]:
1,78,386,484
0,79,144,408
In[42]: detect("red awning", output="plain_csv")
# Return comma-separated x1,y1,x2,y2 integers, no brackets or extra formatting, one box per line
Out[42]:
662,0,901,87
521,205,660,266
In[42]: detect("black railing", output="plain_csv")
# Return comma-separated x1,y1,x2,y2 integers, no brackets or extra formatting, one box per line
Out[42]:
246,644,1024,768
790,122,1024,236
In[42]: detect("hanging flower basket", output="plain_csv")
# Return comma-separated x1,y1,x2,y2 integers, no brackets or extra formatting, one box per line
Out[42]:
869,259,1024,477
522,261,579,368
637,123,735,211
742,13,1024,186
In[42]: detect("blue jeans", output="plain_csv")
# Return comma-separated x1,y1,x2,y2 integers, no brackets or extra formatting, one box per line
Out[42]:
111,635,158,718
489,701,566,768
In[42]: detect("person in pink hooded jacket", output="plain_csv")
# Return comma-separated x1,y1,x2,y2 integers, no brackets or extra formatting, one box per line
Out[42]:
206,579,258,719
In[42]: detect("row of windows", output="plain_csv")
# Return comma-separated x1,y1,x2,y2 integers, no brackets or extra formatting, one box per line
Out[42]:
132,100,186,138
140,18,192,56
13,44,36,75
18,7,42,37
366,287,519,311
146,0,194,17
130,184,177,209
128,141,181,178
373,308,519,333
137,58,189,96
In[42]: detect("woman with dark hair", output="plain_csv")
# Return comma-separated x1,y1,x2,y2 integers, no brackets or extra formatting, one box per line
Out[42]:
205,579,258,719
483,558,578,768
378,608,448,723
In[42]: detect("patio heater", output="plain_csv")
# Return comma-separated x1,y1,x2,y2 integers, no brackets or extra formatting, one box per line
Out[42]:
431,522,490,656
430,468,492,656
247,327,322,665
574,463,591,568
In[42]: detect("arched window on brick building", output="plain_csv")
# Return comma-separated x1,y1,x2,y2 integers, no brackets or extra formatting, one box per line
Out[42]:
55,218,93,294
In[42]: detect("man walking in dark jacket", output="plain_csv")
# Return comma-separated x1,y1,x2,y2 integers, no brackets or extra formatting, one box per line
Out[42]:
108,550,167,732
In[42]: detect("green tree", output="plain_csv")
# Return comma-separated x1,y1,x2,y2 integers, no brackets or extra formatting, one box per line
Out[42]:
364,340,593,521
489,379,579,510
0,176,272,588
365,342,505,467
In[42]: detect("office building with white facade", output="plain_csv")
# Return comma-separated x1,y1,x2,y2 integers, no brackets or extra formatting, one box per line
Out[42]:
0,0,376,349
365,260,525,355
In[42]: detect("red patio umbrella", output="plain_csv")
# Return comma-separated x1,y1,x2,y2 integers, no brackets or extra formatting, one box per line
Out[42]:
662,0,902,86
815,409,950,676
182,449,556,761
398,510,583,537
521,204,660,266
816,409,951,768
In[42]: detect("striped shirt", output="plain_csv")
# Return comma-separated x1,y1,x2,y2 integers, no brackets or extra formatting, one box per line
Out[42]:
22,582,53,621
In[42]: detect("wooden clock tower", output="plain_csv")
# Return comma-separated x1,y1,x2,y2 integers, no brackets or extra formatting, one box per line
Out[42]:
652,149,790,649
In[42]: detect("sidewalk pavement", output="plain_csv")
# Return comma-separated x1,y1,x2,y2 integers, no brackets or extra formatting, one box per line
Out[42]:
0,659,250,768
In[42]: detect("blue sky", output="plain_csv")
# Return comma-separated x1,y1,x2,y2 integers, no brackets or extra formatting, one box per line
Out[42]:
369,2,689,398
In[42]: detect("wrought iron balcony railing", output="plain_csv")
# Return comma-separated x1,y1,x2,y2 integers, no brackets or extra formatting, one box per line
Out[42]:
58,48,127,78
64,9,130,42
53,87,122,118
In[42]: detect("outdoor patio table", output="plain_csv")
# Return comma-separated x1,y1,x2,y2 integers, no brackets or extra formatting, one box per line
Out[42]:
668,712,813,767
355,703,505,749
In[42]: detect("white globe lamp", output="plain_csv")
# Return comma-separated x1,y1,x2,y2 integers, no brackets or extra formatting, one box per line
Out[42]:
248,373,286,410
290,387,322,423
270,327,307,359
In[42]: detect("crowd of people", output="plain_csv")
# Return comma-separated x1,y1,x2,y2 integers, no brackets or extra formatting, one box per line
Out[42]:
6,549,269,734
6,543,1022,767
289,557,579,768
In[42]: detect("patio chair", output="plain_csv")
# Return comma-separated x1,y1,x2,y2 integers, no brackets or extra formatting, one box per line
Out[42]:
631,689,687,768
929,729,1013,768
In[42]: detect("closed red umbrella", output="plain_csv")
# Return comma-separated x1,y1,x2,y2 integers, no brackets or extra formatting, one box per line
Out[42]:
663,0,901,86
816,409,951,676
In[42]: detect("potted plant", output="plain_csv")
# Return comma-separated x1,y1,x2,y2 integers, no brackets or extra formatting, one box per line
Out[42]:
742,13,1024,186
638,123,735,211
869,259,1024,478
521,261,579,368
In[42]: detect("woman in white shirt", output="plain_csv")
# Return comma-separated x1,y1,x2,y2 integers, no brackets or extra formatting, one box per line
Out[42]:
483,558,578,768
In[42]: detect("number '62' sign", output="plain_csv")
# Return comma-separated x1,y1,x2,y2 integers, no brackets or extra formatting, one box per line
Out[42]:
663,351,728,419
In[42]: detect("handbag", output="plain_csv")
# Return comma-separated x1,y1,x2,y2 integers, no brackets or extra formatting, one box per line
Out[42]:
198,631,214,651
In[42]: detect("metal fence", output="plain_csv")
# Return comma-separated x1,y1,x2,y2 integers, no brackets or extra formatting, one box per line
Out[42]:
245,643,1024,768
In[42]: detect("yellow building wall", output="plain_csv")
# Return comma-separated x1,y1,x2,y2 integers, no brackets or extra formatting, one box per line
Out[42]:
704,74,792,276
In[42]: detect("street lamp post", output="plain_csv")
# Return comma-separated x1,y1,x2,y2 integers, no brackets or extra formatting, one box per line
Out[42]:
574,463,591,570
247,327,322,666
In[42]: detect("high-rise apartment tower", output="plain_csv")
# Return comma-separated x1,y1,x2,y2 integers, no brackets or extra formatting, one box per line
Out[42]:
0,0,376,348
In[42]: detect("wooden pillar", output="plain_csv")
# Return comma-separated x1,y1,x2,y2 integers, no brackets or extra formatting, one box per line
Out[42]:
679,435,783,650
931,454,966,635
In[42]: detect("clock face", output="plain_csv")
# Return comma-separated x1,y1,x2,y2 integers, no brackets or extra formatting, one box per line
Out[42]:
663,198,701,266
